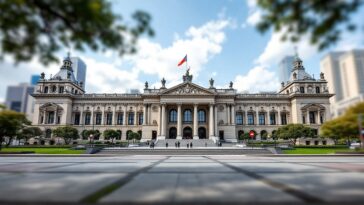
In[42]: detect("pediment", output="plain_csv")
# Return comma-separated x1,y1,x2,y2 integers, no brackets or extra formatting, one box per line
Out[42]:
160,82,215,95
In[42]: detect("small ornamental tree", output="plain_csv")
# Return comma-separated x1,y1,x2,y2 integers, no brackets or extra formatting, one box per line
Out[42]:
21,127,43,144
52,126,79,144
103,129,119,143
321,102,364,145
276,124,314,144
0,109,30,149
127,131,141,143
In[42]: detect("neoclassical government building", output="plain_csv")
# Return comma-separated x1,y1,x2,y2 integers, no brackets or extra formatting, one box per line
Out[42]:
31,54,333,142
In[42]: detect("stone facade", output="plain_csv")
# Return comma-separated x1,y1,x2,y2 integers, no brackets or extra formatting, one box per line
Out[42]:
31,54,334,142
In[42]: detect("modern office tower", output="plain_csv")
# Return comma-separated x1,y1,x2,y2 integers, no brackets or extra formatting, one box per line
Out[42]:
5,83,34,114
30,75,40,86
278,56,294,83
71,57,87,88
320,49,364,117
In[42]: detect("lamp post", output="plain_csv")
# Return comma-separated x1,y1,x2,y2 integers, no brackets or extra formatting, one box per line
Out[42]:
89,134,94,147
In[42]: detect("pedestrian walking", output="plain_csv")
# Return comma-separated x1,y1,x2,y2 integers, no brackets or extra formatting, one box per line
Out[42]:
205,142,207,147
166,142,168,148
175,142,177,148
178,141,180,148
190,142,193,148
187,143,189,148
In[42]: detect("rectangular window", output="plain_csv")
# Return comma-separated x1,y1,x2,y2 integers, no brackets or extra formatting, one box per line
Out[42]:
302,116,306,124
47,111,54,124
315,87,320,93
247,113,254,125
128,112,134,125
85,113,91,125
138,113,143,125
44,86,48,93
236,114,243,125
59,86,64,93
281,114,287,125
117,113,123,125
309,111,316,124
270,113,276,125
106,113,113,125
57,116,60,124
300,87,305,93
320,115,323,124
74,113,80,125
259,113,265,125
95,113,102,125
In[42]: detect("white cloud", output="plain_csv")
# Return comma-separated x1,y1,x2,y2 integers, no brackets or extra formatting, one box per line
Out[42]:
123,19,230,85
256,30,319,67
233,28,318,93
233,66,279,93
245,0,263,27
0,19,230,98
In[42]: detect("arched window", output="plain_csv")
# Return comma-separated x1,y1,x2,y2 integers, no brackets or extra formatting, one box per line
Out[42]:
169,109,177,123
236,113,243,125
52,85,57,93
183,109,192,123
198,110,206,123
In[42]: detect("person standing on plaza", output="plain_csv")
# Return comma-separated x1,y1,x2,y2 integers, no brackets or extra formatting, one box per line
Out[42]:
166,142,168,148
190,142,193,148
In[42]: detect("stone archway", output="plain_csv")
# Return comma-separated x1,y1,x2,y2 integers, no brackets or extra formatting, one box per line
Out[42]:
169,127,177,139
198,127,206,139
260,130,268,140
183,127,192,139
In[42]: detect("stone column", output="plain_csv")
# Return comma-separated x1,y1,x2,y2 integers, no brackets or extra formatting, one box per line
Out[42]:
231,105,235,125
193,104,198,139
227,104,231,125
307,111,310,124
53,110,57,124
214,105,218,137
134,106,138,125
90,109,94,125
148,104,152,125
277,107,281,125
123,105,127,126
256,108,259,125
245,111,248,125
317,110,320,124
112,106,116,125
177,103,182,139
159,104,166,139
143,104,147,125
43,111,46,124
209,104,215,138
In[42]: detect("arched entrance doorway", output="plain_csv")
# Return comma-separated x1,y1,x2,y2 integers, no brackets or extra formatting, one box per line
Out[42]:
152,131,157,140
169,127,177,139
183,127,192,139
260,130,268,140
198,127,206,139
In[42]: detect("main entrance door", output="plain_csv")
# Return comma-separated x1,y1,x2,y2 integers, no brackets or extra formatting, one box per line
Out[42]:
198,127,206,139
152,131,157,140
183,127,192,139
169,127,177,139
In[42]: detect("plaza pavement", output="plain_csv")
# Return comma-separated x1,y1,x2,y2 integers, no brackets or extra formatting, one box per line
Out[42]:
0,155,364,205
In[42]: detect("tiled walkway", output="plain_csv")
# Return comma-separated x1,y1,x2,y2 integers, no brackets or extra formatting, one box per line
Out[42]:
0,155,363,204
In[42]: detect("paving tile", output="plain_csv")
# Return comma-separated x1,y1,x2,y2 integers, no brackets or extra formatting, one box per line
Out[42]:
264,172,364,202
101,173,301,203
149,162,235,173
43,162,150,173
227,162,336,173
0,173,126,202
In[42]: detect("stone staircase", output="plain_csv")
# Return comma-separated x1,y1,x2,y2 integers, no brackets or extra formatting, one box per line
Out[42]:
154,139,216,148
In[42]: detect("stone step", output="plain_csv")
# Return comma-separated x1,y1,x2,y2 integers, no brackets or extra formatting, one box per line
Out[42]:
98,148,272,155
154,139,216,148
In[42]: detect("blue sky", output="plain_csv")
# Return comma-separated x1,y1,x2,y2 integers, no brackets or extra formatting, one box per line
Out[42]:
0,0,363,101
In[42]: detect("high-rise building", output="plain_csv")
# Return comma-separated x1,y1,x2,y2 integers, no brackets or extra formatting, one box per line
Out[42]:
320,49,364,117
31,75,40,86
278,56,294,83
70,57,87,89
5,83,35,118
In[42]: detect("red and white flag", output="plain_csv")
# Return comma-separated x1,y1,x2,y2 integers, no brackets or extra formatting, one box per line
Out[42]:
177,55,187,66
